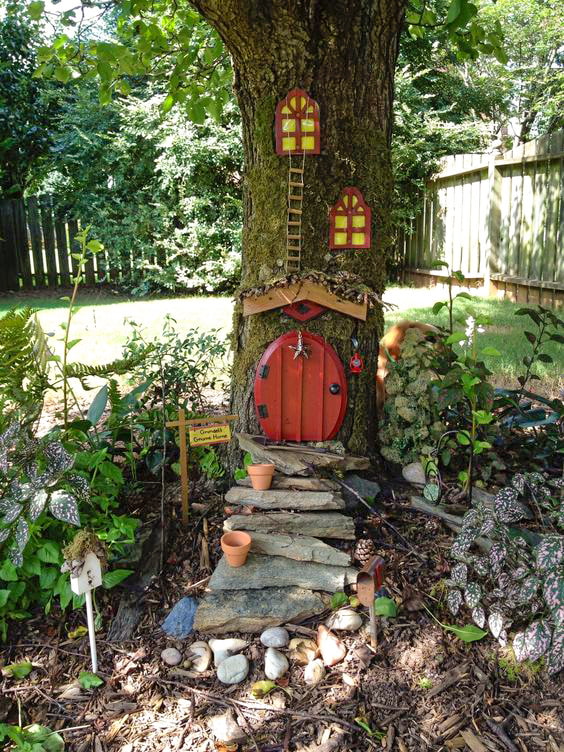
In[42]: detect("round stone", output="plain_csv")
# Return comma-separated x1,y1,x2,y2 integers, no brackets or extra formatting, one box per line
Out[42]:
209,638,248,667
265,647,289,680
161,647,182,666
260,627,290,648
326,608,363,632
217,654,250,685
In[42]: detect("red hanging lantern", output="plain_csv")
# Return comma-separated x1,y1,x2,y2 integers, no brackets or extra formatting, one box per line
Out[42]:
275,88,321,156
329,187,372,250
349,352,364,373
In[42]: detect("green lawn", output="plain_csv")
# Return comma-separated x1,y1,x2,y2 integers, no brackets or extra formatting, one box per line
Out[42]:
1,287,562,397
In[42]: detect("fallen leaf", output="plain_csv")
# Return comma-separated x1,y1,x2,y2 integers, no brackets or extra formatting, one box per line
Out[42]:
215,743,238,752
275,677,289,687
224,506,235,516
251,680,276,698
288,637,319,666
317,625,346,667
67,626,88,640
241,505,256,515
3,661,33,679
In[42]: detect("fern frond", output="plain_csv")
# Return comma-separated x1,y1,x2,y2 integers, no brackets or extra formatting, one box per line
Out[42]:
64,345,155,380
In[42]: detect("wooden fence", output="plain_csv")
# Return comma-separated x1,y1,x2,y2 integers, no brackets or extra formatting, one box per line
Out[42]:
398,131,564,306
0,195,107,292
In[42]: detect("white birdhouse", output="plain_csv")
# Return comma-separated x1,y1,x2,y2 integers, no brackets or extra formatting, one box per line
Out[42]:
70,552,102,596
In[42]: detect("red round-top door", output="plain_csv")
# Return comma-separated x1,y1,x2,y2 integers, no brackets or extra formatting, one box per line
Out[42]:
254,330,348,442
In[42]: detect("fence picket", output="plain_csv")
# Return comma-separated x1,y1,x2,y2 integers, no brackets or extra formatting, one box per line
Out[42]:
27,197,46,287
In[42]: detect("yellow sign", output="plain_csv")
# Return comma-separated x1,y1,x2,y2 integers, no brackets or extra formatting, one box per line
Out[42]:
188,423,231,447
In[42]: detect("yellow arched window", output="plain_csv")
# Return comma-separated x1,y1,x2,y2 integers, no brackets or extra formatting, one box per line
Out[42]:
275,88,320,155
329,187,372,249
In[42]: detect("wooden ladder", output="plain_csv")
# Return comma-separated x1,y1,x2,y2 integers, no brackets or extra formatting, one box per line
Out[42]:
286,166,304,273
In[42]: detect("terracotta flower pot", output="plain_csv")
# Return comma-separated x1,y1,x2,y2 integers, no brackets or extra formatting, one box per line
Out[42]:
221,531,252,568
247,463,275,491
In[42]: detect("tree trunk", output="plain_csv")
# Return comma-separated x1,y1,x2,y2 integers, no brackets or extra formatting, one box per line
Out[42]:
192,0,406,459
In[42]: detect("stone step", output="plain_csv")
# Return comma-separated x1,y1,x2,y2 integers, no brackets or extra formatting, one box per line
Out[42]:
236,432,370,477
224,511,355,539
236,475,339,492
249,531,350,567
225,487,345,511
194,586,327,634
209,553,356,593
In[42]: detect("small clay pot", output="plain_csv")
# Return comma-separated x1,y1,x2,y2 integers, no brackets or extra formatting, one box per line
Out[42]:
221,531,252,568
247,463,275,491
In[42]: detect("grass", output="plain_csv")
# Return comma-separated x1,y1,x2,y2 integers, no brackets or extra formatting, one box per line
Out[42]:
384,288,563,396
1,286,562,397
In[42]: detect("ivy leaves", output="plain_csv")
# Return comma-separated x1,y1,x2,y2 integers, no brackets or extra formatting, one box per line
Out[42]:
446,473,563,674
0,426,85,566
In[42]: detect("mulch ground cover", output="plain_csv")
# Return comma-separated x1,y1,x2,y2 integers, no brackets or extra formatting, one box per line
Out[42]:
1,479,562,752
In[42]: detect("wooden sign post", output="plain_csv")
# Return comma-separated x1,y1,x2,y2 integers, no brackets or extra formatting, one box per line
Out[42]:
166,410,238,527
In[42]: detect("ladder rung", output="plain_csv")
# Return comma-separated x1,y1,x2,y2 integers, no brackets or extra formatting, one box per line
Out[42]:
287,247,301,254
287,234,301,240
288,221,301,226
289,194,303,201
289,167,304,174
288,208,302,214
289,181,304,188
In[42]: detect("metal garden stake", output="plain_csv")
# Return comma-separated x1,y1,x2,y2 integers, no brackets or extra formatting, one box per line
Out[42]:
356,556,384,649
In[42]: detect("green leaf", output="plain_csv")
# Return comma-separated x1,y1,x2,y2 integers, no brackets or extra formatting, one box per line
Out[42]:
28,0,45,19
251,679,277,698
331,591,348,610
456,431,470,446
374,596,397,617
36,541,61,564
79,671,104,689
4,661,33,679
0,560,18,581
25,724,65,752
443,623,487,642
87,385,108,426
162,94,175,113
432,301,447,315
473,410,494,425
423,483,440,503
86,239,103,253
102,569,133,589
480,347,501,357
446,331,466,345
446,0,463,24
0,590,10,608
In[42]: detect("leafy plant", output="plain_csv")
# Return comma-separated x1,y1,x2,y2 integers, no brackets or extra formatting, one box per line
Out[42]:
446,473,564,674
78,670,104,689
233,451,252,481
0,723,64,752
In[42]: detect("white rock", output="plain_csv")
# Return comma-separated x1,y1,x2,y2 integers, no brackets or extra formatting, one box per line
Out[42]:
304,659,326,686
260,627,290,648
208,710,246,743
161,647,182,666
217,654,250,685
264,647,289,680
187,640,212,673
402,461,426,487
326,608,363,632
209,638,248,667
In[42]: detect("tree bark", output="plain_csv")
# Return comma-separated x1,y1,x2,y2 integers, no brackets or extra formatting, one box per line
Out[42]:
191,0,406,459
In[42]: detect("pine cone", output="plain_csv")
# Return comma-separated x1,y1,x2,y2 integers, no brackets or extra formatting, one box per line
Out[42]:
354,538,377,566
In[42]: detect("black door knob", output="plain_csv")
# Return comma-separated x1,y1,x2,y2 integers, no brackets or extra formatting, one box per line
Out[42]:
329,383,341,395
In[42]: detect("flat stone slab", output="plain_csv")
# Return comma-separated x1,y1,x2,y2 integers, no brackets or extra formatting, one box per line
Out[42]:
225,487,345,511
236,433,370,476
237,476,339,491
249,531,350,566
209,553,350,593
224,511,355,539
194,586,327,634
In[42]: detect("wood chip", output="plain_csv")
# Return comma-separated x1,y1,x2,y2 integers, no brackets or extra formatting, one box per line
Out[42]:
427,663,469,698
460,728,488,752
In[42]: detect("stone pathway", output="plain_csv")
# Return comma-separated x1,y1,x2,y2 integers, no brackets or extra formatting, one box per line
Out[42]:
194,480,357,634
